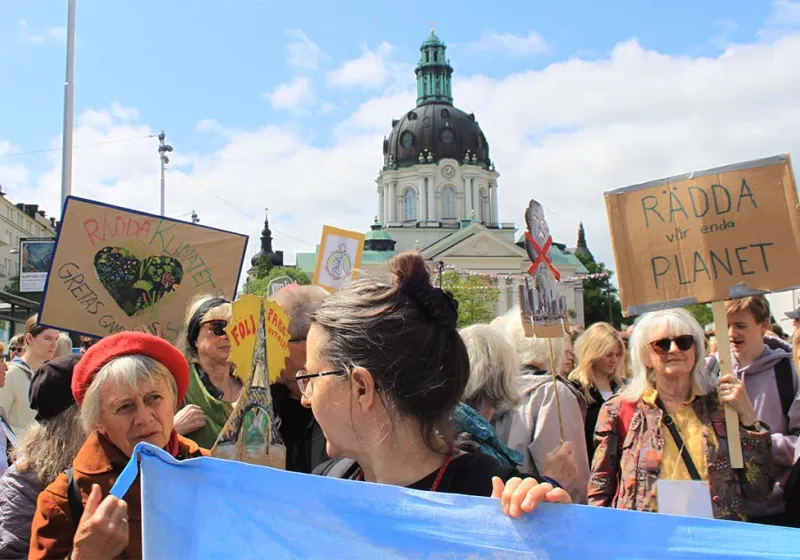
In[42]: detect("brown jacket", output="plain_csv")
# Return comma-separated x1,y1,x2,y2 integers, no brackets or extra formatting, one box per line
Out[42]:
29,430,207,559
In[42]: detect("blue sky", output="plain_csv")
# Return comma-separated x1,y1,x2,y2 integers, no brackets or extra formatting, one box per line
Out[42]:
0,0,798,269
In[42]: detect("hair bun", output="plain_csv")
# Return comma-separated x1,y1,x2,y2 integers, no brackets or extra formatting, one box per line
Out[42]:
389,251,459,330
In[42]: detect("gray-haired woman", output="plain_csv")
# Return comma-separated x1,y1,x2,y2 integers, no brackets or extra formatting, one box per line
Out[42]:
0,355,86,559
588,308,773,520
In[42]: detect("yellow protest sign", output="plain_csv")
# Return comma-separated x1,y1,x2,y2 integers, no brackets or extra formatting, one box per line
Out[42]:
264,300,289,384
226,295,261,385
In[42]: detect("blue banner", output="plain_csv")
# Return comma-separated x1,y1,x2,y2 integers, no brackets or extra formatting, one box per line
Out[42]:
113,443,800,559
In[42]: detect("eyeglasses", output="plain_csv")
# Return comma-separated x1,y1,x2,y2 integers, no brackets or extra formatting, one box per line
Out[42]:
649,335,695,354
295,369,347,398
205,320,228,337
288,337,306,344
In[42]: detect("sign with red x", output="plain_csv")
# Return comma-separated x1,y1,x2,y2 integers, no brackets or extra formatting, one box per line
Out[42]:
525,231,561,281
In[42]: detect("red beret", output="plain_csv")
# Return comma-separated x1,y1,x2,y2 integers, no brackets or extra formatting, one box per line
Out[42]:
72,332,189,407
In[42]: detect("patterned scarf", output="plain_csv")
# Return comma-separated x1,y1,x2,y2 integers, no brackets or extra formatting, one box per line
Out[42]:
452,403,524,467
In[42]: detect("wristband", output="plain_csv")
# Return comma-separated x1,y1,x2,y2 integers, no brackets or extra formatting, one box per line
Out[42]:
539,475,562,489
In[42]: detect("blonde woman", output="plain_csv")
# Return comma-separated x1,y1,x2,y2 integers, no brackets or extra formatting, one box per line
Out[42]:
569,322,626,460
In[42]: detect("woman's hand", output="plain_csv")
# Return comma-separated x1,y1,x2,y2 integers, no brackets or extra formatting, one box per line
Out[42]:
718,374,758,427
72,484,129,560
491,476,571,519
541,441,576,490
173,404,207,435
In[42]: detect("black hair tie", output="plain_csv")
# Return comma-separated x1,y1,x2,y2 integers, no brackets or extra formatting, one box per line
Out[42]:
187,297,229,350
402,282,459,330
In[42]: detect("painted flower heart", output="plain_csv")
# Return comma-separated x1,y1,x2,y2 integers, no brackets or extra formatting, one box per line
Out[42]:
94,246,184,317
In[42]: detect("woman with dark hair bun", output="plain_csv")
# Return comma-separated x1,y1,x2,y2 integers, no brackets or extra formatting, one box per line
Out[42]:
307,251,570,516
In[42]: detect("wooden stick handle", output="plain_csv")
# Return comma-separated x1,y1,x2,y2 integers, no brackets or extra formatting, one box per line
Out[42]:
547,337,565,442
712,300,744,469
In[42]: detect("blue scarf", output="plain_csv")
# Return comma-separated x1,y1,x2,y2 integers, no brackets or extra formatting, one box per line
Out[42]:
451,403,524,467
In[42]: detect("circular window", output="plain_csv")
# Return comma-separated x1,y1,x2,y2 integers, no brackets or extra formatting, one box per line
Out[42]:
423,116,432,127
400,131,414,148
441,109,450,118
441,129,455,144
407,111,417,120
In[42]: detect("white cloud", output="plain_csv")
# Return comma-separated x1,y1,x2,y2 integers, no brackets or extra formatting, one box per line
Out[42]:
5,22,800,280
264,77,314,110
20,21,67,45
467,30,550,57
286,29,324,71
761,0,800,39
327,42,401,89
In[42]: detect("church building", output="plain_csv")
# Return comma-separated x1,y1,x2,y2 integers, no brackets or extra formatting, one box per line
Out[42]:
296,30,588,323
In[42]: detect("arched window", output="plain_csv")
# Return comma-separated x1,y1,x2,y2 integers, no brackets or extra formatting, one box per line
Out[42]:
404,188,418,221
442,186,456,219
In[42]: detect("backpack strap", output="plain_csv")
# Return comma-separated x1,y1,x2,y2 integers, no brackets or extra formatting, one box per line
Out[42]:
704,356,721,378
775,358,795,419
65,468,84,525
318,458,359,479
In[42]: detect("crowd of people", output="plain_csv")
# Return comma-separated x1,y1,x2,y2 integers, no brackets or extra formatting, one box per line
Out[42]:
0,249,796,557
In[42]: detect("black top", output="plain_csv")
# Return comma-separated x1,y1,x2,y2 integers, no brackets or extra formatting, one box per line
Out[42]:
572,380,617,462
315,451,535,498
270,384,329,474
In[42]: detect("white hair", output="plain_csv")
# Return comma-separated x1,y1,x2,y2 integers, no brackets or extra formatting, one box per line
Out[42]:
81,355,178,432
619,308,714,402
54,332,74,359
500,307,565,373
459,324,523,414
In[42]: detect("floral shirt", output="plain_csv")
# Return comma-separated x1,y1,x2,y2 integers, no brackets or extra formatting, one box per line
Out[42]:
588,392,774,521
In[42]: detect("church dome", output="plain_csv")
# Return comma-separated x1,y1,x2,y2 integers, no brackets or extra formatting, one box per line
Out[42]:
383,104,490,168
382,31,491,169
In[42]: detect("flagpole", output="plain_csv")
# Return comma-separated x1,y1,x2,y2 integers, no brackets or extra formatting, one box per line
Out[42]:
60,0,77,214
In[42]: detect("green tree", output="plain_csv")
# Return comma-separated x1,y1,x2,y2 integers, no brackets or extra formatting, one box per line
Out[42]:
5,274,43,303
684,303,713,327
242,266,310,296
441,270,500,328
575,253,624,328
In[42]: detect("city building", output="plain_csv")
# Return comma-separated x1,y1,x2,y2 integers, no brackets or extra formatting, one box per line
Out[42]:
296,30,588,323
0,189,57,291
247,209,284,280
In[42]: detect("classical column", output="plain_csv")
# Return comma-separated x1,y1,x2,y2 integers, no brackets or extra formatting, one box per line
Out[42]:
463,176,472,220
427,177,435,220
418,175,427,222
378,185,385,224
490,181,499,225
388,181,397,222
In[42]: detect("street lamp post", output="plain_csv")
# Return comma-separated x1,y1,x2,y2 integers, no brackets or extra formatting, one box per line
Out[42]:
60,0,77,214
157,131,173,216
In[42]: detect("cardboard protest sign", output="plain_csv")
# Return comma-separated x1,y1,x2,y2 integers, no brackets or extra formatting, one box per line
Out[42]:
519,200,567,338
39,197,247,342
227,295,289,386
312,225,365,293
214,297,286,468
605,154,800,315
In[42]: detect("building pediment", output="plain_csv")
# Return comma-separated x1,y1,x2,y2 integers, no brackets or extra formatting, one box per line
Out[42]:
421,222,527,260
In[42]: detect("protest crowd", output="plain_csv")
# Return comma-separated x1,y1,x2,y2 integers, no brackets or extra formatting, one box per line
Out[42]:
0,243,795,557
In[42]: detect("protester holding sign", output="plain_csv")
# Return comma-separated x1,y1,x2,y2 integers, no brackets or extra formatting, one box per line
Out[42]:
29,332,208,559
175,295,241,448
0,315,59,438
712,296,800,527
588,309,773,520
307,251,570,514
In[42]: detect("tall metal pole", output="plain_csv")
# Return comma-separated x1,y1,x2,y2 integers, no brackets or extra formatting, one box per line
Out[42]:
157,131,172,216
59,0,77,214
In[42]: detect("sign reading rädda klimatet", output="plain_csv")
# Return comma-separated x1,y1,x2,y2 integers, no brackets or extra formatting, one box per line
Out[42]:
605,154,800,316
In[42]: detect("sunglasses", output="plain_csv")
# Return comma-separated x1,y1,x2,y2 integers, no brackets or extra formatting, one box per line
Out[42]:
9,347,19,352
649,335,695,354
205,320,228,337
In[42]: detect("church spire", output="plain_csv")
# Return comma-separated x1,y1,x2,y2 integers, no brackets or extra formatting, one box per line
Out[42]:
574,222,595,261
415,27,453,106
260,208,273,254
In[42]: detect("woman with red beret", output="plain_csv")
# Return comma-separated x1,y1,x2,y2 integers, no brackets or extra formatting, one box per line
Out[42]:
29,332,209,560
